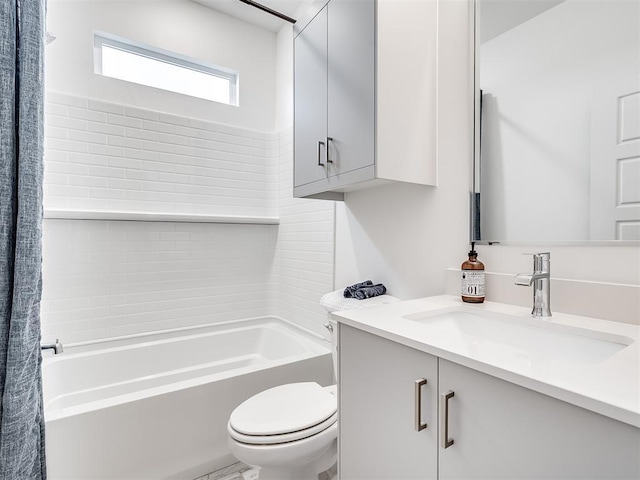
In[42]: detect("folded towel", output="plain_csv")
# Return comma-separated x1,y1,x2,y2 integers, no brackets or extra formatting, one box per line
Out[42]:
353,284,387,299
320,289,400,313
344,280,373,298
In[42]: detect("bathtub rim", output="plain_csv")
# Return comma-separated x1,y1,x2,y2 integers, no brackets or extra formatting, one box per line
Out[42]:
43,315,329,356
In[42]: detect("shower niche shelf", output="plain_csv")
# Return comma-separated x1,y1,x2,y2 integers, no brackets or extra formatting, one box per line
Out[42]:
43,209,280,225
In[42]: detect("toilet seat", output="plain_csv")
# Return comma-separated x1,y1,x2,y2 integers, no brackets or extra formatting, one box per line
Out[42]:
228,411,337,445
228,382,337,445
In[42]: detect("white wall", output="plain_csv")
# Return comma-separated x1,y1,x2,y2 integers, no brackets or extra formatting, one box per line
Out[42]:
46,0,277,131
479,0,640,242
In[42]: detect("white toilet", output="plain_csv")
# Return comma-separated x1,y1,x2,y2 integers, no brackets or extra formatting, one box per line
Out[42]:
227,319,338,480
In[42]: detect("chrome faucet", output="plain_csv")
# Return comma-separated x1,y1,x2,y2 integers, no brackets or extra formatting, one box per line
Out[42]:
515,252,552,318
41,339,64,355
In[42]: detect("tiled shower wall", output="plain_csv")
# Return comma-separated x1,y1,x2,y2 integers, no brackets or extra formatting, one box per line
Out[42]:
43,92,278,216
269,129,335,338
41,93,334,344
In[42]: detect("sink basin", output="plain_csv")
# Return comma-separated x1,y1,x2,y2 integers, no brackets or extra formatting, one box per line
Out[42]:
403,307,634,365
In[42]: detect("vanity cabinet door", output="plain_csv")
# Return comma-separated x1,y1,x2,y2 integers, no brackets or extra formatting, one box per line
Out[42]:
339,324,438,480
293,6,328,188
438,359,640,480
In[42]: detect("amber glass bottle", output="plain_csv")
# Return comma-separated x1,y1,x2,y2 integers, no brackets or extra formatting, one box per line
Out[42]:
461,243,485,303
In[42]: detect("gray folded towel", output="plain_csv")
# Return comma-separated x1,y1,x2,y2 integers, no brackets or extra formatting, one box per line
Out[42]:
344,280,374,298
353,284,387,299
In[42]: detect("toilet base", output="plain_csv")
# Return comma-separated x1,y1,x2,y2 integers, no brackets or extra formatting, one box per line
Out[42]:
256,442,336,480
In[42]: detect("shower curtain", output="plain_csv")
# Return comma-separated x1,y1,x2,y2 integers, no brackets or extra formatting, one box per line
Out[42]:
0,0,47,478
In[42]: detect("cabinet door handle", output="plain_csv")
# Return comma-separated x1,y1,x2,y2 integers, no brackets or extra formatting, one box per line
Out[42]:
326,137,334,163
414,378,427,431
317,140,325,167
441,390,455,449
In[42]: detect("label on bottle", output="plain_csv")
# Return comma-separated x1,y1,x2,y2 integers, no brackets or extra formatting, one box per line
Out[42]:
461,270,485,297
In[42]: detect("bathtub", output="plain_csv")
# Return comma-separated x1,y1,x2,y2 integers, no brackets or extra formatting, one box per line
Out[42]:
42,317,333,480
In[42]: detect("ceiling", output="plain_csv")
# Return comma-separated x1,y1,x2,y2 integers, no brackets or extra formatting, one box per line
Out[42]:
479,0,565,43
192,0,309,32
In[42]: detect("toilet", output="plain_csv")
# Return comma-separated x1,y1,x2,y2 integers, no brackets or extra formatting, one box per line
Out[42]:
227,318,339,480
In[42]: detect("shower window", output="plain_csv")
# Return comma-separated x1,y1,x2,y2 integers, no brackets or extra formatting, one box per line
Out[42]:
93,32,238,106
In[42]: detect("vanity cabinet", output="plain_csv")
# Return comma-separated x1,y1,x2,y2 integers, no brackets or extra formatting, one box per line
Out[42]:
339,324,640,480
293,0,447,199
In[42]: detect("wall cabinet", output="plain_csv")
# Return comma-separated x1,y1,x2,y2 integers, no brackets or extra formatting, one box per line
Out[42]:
293,0,446,199
339,324,640,480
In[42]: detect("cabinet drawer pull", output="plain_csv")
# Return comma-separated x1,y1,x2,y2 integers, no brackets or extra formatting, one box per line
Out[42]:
326,136,334,163
414,378,427,431
317,140,326,167
441,390,455,449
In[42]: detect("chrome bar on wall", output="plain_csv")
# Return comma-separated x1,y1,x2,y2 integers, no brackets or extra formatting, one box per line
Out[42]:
238,0,296,24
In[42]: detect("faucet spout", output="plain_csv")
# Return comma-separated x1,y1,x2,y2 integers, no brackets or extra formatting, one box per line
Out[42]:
514,253,552,318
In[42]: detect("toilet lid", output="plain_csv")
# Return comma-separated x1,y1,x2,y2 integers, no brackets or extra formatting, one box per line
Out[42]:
229,382,337,436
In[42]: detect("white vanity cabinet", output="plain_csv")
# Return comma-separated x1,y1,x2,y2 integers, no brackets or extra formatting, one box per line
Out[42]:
293,0,450,200
339,324,640,480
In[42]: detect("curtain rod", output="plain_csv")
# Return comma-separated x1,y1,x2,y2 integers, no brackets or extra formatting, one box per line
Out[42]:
238,0,297,24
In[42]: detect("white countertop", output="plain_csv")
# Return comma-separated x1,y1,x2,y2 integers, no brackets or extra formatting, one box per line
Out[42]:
332,295,640,428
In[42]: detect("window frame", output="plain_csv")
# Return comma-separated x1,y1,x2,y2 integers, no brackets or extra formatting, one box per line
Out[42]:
93,31,239,106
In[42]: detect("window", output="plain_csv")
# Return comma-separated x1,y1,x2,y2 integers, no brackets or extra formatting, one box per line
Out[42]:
94,32,238,106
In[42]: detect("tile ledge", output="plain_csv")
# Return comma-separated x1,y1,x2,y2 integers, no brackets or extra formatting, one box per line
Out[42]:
43,209,280,225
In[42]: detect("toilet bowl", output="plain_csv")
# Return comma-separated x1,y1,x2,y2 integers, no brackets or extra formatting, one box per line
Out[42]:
227,318,339,480
227,382,337,480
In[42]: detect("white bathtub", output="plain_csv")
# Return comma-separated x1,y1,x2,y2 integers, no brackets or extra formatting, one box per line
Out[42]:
43,317,333,480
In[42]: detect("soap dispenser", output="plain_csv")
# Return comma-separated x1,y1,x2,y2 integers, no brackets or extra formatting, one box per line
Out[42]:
461,243,485,303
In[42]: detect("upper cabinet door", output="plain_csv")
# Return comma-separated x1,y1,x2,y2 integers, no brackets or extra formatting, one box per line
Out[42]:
327,0,375,177
294,7,329,188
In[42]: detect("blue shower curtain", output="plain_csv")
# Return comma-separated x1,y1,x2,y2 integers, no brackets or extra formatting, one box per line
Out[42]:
0,0,47,478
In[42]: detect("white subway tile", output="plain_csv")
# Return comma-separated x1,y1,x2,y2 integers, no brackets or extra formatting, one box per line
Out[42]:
45,103,67,116
125,106,158,121
88,99,125,115
44,172,69,185
125,169,160,182
125,128,159,141
158,112,190,126
88,165,126,179
68,152,108,166
47,138,89,153
109,156,143,170
47,92,88,108
108,114,142,129
68,130,108,145
89,144,125,157
108,178,143,190
142,120,175,134
89,121,125,137
69,175,109,188
46,126,68,139
46,114,87,131
68,106,108,123
108,136,144,149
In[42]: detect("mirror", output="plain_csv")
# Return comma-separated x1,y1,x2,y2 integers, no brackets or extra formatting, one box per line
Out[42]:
473,0,640,244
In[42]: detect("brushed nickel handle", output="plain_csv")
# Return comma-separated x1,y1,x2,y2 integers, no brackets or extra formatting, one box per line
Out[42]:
326,136,334,163
441,390,455,449
414,378,427,431
317,140,325,167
